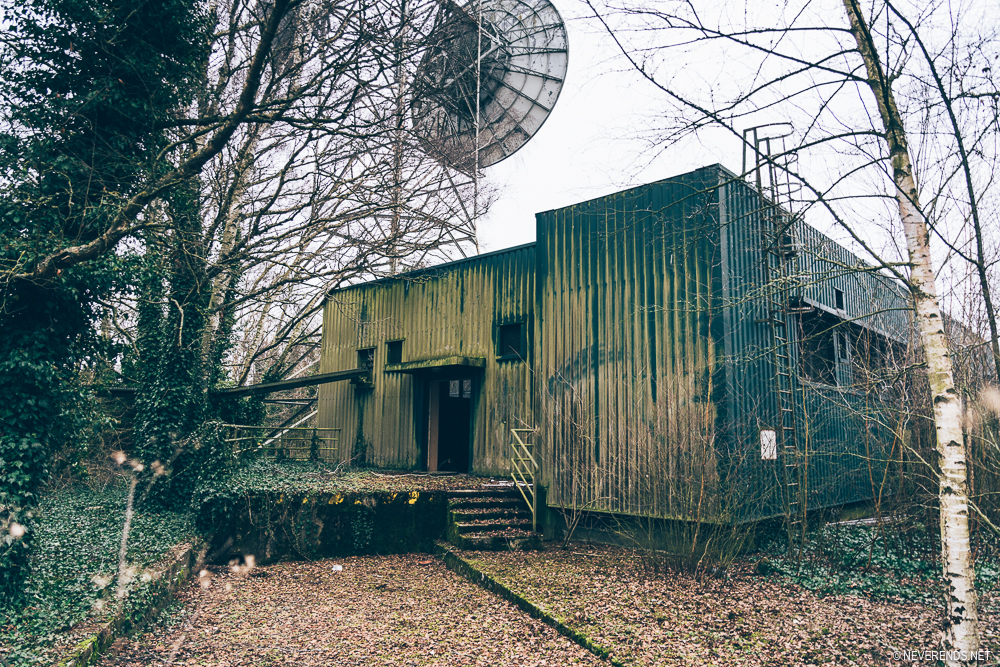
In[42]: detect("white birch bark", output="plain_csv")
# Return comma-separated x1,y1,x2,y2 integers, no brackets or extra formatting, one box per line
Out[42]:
842,0,980,660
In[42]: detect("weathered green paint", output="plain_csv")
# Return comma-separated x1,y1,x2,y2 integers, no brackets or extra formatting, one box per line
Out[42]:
319,164,910,523
319,244,535,473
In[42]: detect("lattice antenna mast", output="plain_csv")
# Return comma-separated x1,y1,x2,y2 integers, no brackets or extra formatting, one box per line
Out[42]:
474,0,482,223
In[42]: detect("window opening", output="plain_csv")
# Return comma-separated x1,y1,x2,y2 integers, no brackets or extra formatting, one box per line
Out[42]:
837,331,850,362
834,288,845,311
386,340,403,365
449,380,460,397
462,378,472,399
799,313,837,385
357,348,375,371
497,322,523,358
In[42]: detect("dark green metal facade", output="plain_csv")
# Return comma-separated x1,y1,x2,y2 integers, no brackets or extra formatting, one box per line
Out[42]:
319,164,911,523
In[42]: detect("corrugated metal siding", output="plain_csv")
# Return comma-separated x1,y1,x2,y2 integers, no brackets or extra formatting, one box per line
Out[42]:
718,169,912,520
536,166,725,520
797,385,896,510
717,175,788,520
535,164,911,522
793,222,910,343
788,221,911,513
316,162,912,525
317,245,534,474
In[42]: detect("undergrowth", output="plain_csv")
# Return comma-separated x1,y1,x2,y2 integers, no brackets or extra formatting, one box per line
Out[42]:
758,522,1000,607
0,480,197,666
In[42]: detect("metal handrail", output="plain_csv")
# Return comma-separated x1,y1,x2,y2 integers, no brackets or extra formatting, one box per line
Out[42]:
223,424,340,462
510,428,538,533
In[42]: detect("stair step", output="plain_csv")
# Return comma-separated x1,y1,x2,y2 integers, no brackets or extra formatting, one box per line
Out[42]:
452,528,541,552
448,496,524,510
455,520,534,535
451,507,530,521
446,488,522,499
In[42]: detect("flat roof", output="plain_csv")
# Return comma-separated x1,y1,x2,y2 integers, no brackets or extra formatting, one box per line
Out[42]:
326,241,537,295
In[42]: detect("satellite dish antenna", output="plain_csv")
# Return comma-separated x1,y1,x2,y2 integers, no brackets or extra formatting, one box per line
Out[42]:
412,0,569,174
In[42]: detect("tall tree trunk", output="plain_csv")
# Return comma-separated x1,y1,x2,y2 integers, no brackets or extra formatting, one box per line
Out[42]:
843,0,980,660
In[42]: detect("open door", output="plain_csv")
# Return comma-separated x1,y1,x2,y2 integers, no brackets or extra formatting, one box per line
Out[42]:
427,378,473,472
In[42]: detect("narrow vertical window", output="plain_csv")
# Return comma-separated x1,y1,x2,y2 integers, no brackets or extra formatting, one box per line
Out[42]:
386,340,403,365
834,288,845,311
449,380,460,398
462,378,472,399
837,331,850,362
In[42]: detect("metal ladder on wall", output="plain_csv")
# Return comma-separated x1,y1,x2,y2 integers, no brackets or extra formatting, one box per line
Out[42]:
744,124,805,547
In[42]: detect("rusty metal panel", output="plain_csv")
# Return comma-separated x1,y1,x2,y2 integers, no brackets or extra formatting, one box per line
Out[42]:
318,244,535,474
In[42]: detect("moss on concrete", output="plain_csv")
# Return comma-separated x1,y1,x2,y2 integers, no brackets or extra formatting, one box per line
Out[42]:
206,490,448,563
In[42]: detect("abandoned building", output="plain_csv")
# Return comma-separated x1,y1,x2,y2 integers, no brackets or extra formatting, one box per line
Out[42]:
317,164,911,524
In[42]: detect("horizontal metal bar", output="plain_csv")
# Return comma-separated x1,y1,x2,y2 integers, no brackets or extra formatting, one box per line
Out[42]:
215,369,370,397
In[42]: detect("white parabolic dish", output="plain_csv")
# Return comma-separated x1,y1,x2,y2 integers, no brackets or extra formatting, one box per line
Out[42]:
412,0,569,174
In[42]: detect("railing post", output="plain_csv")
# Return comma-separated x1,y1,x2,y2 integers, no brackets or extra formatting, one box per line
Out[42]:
531,441,538,533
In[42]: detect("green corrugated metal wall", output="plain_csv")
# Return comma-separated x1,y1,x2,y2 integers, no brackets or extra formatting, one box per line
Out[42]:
718,167,910,521
536,164,911,522
317,244,534,474
536,166,726,520
317,163,912,523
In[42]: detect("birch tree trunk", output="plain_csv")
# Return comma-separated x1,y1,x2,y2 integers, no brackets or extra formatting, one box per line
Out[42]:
843,0,980,660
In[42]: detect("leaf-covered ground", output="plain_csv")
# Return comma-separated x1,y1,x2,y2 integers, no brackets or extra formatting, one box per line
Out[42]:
459,544,1000,666
94,545,1000,667
0,482,199,666
95,555,604,667
218,460,509,495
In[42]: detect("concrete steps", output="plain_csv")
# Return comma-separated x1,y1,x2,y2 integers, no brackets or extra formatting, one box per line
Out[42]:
445,486,541,551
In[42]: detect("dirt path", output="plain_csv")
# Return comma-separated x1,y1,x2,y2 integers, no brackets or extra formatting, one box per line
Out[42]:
96,554,603,667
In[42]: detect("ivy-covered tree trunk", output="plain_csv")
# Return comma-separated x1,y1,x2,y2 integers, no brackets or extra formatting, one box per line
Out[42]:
0,282,102,603
0,0,209,601
133,182,216,509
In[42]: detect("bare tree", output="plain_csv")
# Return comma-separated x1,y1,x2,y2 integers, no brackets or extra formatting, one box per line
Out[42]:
106,0,492,412
580,0,997,657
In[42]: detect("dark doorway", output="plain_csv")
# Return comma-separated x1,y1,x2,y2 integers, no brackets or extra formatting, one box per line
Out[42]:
437,379,472,472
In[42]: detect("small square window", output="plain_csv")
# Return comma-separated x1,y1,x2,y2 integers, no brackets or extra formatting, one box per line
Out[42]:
386,340,403,365
834,289,845,311
498,323,523,358
760,429,777,460
357,348,375,371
